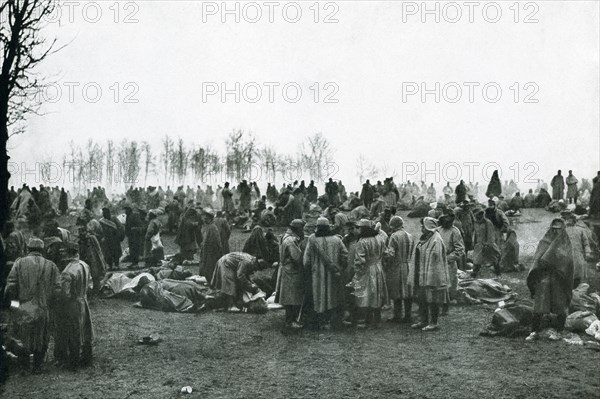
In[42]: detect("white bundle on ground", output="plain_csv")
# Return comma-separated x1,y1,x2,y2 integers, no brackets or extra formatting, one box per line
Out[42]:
585,320,600,341
565,311,598,332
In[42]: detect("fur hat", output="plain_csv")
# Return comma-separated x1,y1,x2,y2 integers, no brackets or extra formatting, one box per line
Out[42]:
422,217,438,232
290,219,305,229
27,237,44,250
316,217,330,226
357,219,372,228
389,216,404,229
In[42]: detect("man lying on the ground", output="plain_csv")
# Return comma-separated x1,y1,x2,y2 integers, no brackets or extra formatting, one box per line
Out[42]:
100,266,193,298
137,276,218,312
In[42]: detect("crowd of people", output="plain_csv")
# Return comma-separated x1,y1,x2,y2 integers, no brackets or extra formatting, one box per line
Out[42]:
1,168,600,374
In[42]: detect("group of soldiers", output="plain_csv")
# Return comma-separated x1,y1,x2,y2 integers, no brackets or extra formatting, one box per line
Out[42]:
3,237,93,373
272,195,513,331
2,169,600,375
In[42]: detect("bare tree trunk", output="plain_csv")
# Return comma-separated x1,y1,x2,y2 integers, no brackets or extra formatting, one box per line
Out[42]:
0,120,10,229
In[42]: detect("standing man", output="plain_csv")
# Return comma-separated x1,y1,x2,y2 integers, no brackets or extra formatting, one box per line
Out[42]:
590,172,600,218
409,218,449,332
437,210,465,314
144,210,163,267
303,217,348,330
471,207,501,277
99,207,124,270
565,170,579,204
325,178,339,207
124,205,143,268
222,182,235,218
442,182,453,201
59,187,69,216
175,207,201,261
526,219,573,342
563,212,591,287
551,170,565,200
214,211,231,254
276,219,306,329
455,203,475,256
455,180,468,204
78,222,108,296
239,180,252,216
200,208,224,281
307,180,318,203
360,180,375,209
79,199,95,225
485,198,510,251
165,197,182,234
348,219,388,328
384,216,414,323
4,238,60,373
3,219,27,265
55,242,94,369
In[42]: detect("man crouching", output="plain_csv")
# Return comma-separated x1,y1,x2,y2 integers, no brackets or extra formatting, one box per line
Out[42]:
211,252,271,313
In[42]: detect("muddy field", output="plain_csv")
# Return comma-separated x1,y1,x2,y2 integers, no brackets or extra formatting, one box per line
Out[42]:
2,209,599,399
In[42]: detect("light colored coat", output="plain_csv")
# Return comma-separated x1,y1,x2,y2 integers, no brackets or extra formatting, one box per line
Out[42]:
58,259,94,350
211,252,257,299
565,225,591,280
303,233,348,313
408,231,449,289
276,230,305,306
5,253,60,353
437,226,465,264
566,175,578,198
350,230,388,308
384,229,414,300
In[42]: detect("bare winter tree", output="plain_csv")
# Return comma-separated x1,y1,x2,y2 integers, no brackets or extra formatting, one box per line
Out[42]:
66,141,86,195
105,140,115,193
85,139,104,189
300,132,333,183
39,153,55,185
205,148,221,184
160,135,174,186
278,153,302,184
258,145,279,183
118,140,141,189
0,0,62,228
171,138,188,185
379,161,398,182
141,141,154,187
60,153,67,187
356,154,379,185
225,130,255,181
190,144,212,184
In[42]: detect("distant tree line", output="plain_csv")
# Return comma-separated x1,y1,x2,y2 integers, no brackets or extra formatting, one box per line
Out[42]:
31,131,337,194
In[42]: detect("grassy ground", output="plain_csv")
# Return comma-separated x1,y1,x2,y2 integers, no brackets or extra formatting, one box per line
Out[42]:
2,209,599,399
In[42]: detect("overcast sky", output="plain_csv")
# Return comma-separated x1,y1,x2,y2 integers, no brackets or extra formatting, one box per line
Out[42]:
8,0,600,191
